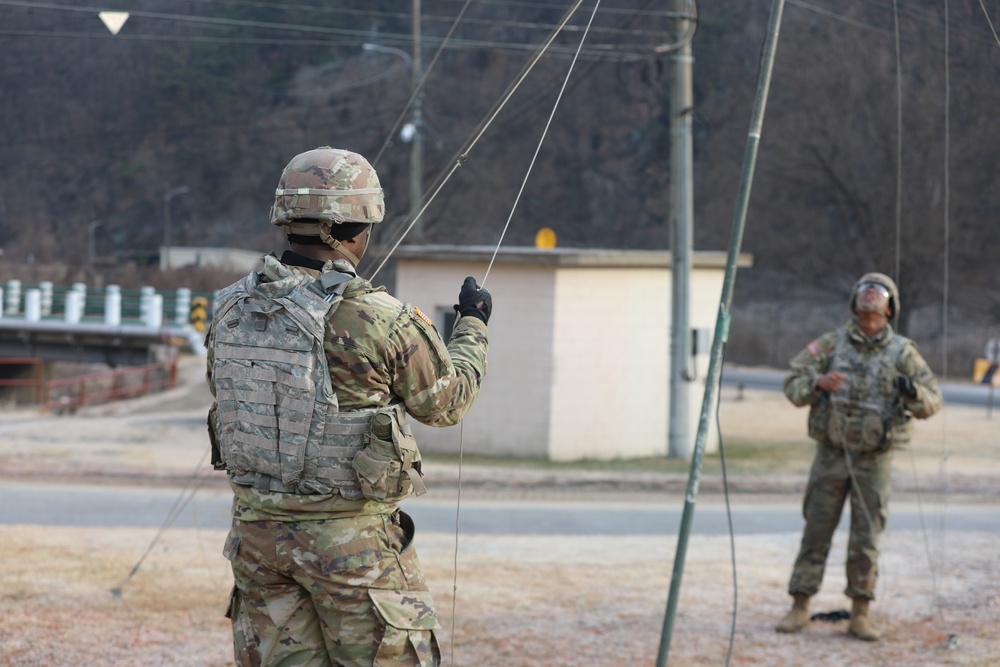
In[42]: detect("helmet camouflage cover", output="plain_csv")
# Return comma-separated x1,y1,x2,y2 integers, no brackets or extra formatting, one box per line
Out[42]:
270,147,385,233
850,272,900,320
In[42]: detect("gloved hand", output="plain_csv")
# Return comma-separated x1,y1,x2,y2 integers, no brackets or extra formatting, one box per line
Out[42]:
454,276,492,324
896,375,917,398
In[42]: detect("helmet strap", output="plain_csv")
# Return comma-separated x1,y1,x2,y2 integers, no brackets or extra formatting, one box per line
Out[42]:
319,225,363,266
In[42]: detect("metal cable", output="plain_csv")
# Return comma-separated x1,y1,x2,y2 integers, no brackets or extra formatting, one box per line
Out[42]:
366,0,587,281
482,0,604,286
932,0,953,618
978,0,1000,47
449,419,466,666
892,0,902,285
371,0,475,169
111,446,212,598
714,344,738,667
443,6,602,657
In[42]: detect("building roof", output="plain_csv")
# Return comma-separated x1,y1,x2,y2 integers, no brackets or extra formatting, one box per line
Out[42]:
392,245,753,269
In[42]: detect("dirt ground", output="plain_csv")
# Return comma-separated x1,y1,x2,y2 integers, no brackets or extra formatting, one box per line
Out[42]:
1,356,998,666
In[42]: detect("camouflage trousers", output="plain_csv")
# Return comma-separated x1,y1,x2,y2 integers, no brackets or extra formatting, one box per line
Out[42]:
787,443,893,600
223,509,441,667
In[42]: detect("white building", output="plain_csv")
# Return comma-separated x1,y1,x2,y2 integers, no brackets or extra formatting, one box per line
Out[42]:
160,246,262,273
392,245,752,461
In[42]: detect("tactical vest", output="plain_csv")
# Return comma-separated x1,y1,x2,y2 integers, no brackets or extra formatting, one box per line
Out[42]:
808,326,912,453
209,264,426,500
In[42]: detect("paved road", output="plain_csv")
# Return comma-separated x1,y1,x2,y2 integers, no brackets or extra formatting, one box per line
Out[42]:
5,481,997,536
722,367,999,409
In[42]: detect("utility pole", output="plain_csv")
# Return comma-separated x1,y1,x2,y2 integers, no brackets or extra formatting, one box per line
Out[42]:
668,0,695,459
410,0,425,236
163,186,190,271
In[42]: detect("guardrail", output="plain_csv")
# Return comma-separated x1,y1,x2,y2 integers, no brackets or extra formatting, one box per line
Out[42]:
43,355,178,412
0,280,213,330
0,358,44,405
0,355,179,411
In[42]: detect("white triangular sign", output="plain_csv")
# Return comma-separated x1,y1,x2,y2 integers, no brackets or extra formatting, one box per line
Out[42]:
98,11,130,36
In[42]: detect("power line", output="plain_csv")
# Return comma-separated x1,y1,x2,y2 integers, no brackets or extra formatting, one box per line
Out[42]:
978,0,1000,48
186,0,681,35
787,0,1000,48
0,0,677,57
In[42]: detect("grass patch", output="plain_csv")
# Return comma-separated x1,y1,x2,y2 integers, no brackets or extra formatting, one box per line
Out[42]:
423,452,692,474
710,437,815,475
423,437,817,477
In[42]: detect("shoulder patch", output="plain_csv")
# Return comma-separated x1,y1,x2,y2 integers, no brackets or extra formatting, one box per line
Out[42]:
413,306,434,327
808,341,821,355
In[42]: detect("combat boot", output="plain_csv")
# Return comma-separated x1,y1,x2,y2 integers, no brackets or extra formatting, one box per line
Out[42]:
848,598,881,641
775,593,810,633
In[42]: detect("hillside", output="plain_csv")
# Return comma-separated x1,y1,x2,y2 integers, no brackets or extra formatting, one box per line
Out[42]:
1,0,997,371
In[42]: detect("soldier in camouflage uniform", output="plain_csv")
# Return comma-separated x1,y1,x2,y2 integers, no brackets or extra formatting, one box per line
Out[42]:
206,147,491,666
775,272,941,641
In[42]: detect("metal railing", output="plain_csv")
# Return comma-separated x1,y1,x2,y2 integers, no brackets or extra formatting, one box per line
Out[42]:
43,355,178,412
1,280,214,327
0,358,44,405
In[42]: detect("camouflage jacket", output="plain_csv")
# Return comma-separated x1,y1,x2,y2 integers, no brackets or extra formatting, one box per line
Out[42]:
784,320,941,450
206,251,488,519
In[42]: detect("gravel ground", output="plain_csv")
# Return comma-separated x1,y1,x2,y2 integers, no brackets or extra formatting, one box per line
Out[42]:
1,356,997,666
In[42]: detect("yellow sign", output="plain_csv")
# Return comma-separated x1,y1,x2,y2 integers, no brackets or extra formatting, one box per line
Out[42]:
535,227,557,249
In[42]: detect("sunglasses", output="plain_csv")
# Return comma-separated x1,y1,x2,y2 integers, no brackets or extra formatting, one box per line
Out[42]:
856,282,890,298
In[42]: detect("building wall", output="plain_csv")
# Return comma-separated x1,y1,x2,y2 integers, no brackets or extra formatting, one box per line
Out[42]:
394,254,730,461
394,260,555,457
161,247,262,273
547,267,670,460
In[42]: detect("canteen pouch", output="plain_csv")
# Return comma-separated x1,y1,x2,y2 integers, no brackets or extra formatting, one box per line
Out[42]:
352,407,426,502
807,395,831,444
208,402,226,471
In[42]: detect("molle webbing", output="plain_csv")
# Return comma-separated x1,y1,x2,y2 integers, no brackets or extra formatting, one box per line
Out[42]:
212,266,370,496
825,326,910,450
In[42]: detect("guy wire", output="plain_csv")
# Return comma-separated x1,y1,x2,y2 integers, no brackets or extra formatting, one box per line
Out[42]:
892,0,902,283
483,0,604,286
843,449,877,535
370,0,476,169
364,0,697,281
714,343,738,667
888,0,945,616
978,0,1000,47
933,0,952,614
366,0,588,282
449,419,466,667
444,6,600,657
111,446,212,597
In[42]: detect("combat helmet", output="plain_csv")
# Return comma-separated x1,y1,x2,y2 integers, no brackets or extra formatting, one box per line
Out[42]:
850,272,900,321
270,147,384,235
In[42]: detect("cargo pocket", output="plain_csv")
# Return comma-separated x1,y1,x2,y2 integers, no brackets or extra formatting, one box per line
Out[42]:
369,589,441,667
353,447,394,501
226,585,264,667
221,535,242,620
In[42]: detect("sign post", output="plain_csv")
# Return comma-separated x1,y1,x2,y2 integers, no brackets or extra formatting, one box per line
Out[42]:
983,339,999,418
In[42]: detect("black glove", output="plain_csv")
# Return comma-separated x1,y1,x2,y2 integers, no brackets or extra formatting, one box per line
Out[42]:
454,276,492,324
896,375,917,398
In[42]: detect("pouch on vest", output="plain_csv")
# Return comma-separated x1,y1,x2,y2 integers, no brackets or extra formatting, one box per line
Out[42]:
208,402,225,471
352,406,426,502
827,403,887,454
807,396,831,444
211,264,356,494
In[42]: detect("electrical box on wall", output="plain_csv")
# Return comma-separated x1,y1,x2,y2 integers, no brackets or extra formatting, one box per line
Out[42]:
691,327,711,356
